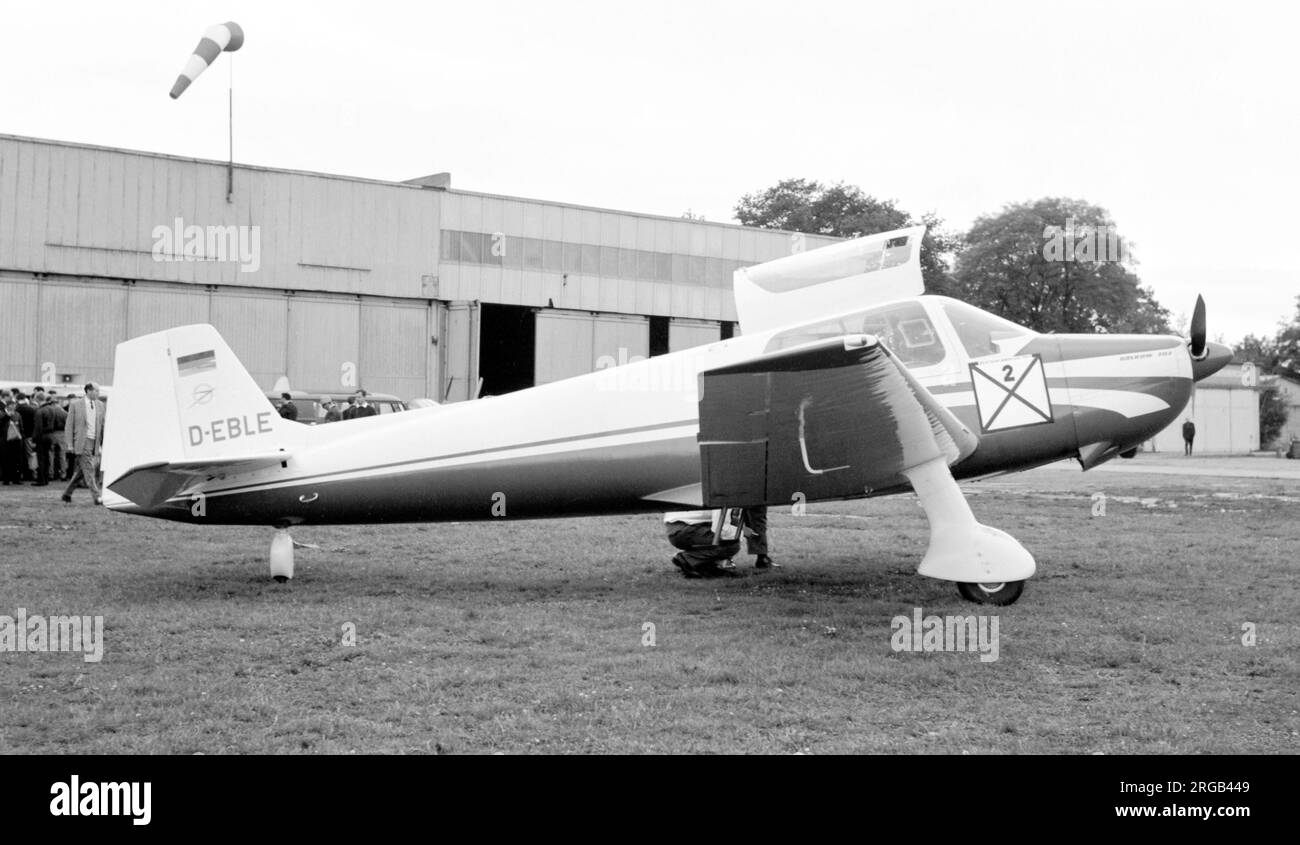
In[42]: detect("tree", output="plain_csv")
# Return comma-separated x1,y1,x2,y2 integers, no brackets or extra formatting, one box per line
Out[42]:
1234,297,1300,447
1259,386,1289,448
1235,296,1300,377
734,178,960,295
1233,333,1278,371
954,197,1172,334
1273,295,1300,374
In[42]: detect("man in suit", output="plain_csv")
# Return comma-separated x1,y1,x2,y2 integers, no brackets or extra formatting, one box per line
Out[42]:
33,391,67,486
62,383,106,505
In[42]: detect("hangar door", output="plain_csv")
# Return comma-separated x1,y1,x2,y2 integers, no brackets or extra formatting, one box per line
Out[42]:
209,291,288,389
534,311,649,386
287,297,361,392
126,284,210,340
0,278,39,379
361,301,431,400
668,318,720,352
38,281,127,386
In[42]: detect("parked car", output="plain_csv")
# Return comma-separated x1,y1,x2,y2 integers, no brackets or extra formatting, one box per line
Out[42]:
265,390,407,424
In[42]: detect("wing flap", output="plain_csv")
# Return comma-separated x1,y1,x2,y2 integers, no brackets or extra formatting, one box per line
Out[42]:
697,334,975,507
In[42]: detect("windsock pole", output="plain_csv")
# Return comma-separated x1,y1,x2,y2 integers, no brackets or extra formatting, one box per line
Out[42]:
167,21,244,201
227,60,234,203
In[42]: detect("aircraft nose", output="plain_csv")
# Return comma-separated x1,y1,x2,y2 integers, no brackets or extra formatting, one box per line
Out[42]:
1191,341,1232,382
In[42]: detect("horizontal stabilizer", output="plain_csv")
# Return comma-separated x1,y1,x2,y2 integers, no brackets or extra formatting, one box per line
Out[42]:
641,483,704,507
109,452,290,509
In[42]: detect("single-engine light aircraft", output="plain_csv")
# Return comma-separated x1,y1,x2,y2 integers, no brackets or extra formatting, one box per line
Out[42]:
101,226,1230,604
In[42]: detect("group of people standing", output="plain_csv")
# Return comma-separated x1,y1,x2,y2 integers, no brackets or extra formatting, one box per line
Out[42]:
274,390,380,423
1,384,106,504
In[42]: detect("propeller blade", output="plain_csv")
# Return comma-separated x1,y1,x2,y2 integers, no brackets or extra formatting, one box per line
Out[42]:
1189,294,1207,359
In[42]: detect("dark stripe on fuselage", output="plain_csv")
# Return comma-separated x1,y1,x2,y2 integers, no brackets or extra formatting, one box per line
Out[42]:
133,433,703,525
175,417,698,501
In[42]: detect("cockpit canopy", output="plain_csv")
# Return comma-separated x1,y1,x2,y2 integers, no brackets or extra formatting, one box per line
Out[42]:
936,298,1034,359
763,296,1033,368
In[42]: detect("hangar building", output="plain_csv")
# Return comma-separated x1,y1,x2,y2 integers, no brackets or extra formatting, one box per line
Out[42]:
0,134,837,401
1147,361,1262,453
1262,371,1300,450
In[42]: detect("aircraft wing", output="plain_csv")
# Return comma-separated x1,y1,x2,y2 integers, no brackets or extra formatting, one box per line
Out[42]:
107,452,289,509
697,334,976,506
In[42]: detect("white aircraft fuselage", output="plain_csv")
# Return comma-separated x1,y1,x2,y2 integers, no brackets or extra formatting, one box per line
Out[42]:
104,295,1226,526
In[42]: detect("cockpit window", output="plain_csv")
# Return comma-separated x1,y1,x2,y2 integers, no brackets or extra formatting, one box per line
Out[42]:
765,300,948,368
939,299,1032,359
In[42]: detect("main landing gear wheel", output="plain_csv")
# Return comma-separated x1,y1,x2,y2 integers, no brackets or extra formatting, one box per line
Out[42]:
957,580,1025,606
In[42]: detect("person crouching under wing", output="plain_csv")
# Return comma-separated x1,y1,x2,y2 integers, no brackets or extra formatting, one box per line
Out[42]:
664,509,744,579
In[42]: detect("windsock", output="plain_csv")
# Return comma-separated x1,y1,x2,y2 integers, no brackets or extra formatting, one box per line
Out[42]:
169,22,245,99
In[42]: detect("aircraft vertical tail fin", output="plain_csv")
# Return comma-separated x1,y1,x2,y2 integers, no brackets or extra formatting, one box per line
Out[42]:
102,324,301,506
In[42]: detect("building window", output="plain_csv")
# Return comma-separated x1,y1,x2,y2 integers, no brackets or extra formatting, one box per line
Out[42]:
543,239,564,273
705,257,726,287
459,231,482,263
688,255,706,284
442,230,460,262
618,247,637,279
502,233,522,269
563,242,582,274
523,237,544,271
671,253,688,284
600,245,619,277
655,252,672,282
438,228,791,288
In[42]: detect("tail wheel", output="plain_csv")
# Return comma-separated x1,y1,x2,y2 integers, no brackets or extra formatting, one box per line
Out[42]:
957,580,1025,606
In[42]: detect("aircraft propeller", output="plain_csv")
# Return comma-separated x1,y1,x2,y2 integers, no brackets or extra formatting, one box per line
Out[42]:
1189,294,1207,360
1186,294,1232,381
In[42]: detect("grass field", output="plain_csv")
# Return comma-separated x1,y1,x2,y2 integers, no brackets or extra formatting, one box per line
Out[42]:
1,458,1297,754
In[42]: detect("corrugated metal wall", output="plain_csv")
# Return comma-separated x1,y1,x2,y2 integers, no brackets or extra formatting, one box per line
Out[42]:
435,190,839,322
36,281,127,385
594,314,649,367
440,302,478,402
535,311,595,385
287,297,361,391
668,319,721,352
1,278,436,395
0,135,439,296
209,291,288,388
0,276,40,378
360,301,430,400
534,311,649,386
125,284,211,337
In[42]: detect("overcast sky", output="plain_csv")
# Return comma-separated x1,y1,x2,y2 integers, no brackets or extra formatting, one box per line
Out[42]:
3,0,1297,343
